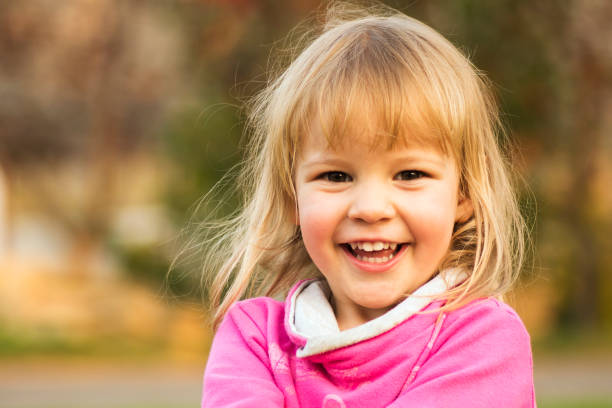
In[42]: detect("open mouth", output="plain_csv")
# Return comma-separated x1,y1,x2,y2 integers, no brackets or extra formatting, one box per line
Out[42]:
342,241,405,264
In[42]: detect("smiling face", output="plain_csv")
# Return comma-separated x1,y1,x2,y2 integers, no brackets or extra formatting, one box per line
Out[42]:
294,125,471,330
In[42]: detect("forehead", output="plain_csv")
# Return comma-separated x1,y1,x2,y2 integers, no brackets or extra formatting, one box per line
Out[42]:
299,113,450,159
293,67,454,159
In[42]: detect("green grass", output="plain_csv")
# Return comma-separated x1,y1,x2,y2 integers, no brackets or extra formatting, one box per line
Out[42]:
0,326,167,359
38,406,195,408
31,402,612,408
538,400,612,408
533,327,612,357
4,402,197,408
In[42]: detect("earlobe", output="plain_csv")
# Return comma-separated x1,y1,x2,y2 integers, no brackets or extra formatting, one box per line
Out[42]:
455,197,473,223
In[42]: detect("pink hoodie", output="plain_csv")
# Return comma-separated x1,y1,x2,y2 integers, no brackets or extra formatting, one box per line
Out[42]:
202,276,536,407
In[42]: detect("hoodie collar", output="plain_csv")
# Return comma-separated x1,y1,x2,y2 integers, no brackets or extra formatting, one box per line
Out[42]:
285,269,465,358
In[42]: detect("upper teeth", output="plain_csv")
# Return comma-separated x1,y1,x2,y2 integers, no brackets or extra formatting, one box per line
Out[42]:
349,241,398,252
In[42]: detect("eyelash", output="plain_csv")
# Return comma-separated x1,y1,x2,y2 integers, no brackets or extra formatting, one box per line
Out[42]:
319,170,427,182
394,170,427,181
321,171,353,182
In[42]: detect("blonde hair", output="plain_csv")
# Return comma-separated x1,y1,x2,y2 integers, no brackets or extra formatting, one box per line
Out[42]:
199,2,526,329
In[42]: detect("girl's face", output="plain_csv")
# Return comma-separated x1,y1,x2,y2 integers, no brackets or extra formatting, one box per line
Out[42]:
294,123,471,330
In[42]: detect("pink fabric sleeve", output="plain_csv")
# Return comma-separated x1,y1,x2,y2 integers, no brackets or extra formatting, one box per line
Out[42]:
201,301,284,408
388,300,536,408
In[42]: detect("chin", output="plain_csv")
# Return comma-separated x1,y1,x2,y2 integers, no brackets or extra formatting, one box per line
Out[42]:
353,282,407,307
355,295,401,312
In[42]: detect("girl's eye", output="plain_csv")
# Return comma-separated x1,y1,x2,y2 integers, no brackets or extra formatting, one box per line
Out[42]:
322,171,352,182
395,170,426,181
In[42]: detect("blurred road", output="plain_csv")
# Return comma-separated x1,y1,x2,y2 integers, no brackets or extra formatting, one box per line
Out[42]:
0,359,204,408
534,353,612,401
1,354,611,407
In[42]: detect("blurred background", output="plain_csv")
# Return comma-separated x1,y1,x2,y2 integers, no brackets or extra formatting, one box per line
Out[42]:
0,0,610,407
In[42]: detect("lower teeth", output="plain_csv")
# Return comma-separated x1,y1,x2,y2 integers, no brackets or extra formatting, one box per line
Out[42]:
355,253,394,263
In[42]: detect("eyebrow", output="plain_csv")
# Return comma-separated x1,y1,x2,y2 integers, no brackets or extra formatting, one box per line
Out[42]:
300,151,448,168
299,156,350,167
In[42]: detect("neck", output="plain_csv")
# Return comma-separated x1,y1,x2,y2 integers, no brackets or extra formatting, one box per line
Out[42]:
332,296,394,331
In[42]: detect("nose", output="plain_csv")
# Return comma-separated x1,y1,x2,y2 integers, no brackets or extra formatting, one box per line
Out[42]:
347,183,395,223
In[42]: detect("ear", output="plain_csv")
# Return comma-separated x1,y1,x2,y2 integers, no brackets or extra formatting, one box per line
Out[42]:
455,195,473,223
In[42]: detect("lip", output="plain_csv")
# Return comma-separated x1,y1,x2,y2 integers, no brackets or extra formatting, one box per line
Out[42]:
341,243,408,273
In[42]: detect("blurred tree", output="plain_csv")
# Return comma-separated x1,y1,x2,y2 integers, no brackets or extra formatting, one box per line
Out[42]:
0,0,184,275
541,0,612,329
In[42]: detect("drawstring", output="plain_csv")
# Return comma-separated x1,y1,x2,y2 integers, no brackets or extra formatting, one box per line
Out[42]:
401,312,447,392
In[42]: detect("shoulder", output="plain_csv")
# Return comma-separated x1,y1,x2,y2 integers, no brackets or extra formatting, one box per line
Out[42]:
218,296,286,342
456,297,525,321
442,297,530,343
447,297,526,323
203,297,289,407
228,296,285,321
433,297,533,370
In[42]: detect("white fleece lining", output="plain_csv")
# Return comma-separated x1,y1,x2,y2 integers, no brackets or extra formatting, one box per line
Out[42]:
290,269,465,358
294,281,339,336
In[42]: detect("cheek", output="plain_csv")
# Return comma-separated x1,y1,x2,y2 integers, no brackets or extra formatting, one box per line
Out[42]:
298,197,336,235
297,192,346,256
299,211,330,242
297,201,339,270
407,193,458,252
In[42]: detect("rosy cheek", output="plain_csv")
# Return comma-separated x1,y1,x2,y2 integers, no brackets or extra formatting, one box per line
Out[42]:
408,199,456,244
299,209,330,240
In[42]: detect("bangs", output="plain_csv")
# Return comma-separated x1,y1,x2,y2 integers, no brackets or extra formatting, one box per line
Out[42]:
290,20,468,155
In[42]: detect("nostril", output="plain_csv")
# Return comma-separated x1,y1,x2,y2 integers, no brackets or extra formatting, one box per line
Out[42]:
347,203,395,223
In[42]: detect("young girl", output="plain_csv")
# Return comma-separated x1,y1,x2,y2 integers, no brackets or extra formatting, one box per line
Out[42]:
201,3,535,407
